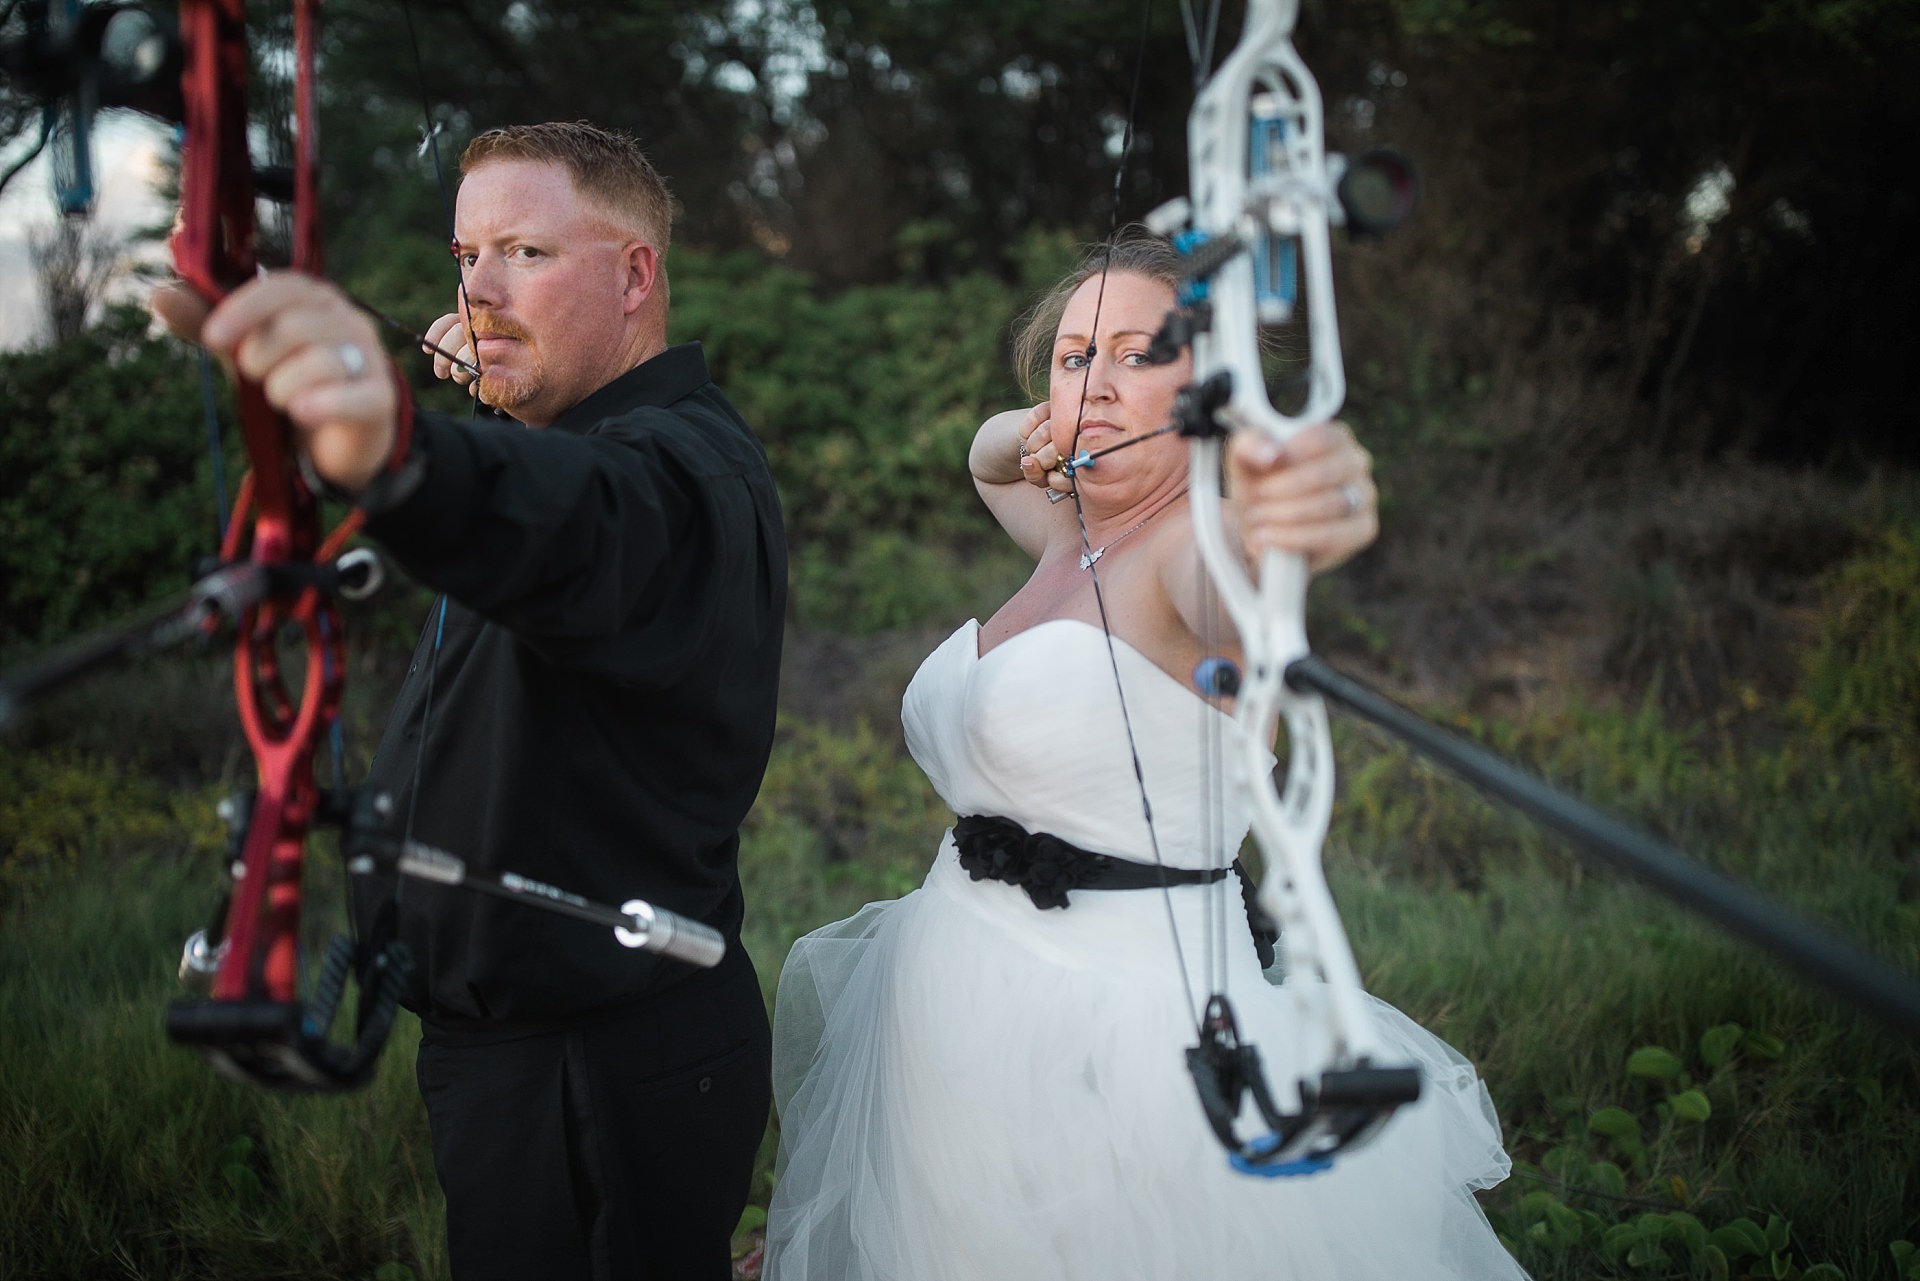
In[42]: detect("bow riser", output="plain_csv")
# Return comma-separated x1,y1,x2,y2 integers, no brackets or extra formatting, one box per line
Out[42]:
168,0,344,1029
1164,0,1421,1171
1181,0,1375,1062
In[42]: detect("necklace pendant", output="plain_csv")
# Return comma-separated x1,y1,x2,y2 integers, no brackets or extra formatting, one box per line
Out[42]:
1079,548,1104,570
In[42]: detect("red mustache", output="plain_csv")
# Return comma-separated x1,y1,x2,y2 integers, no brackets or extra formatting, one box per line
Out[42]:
467,315,531,343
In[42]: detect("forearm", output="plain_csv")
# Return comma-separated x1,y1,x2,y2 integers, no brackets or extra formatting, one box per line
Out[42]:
970,409,1030,488
366,412,681,634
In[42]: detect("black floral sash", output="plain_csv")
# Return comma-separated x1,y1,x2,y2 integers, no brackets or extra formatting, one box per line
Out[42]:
951,814,1279,967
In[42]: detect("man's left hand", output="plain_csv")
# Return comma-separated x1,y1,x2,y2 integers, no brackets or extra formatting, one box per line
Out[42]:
153,273,400,497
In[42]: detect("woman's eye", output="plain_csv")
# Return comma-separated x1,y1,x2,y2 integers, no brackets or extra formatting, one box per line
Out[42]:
1061,351,1089,370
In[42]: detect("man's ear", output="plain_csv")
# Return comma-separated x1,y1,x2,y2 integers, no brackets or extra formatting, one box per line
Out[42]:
622,242,660,315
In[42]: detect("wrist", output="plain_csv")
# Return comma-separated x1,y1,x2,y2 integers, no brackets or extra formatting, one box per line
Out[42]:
305,364,424,513
354,367,424,513
971,410,1033,486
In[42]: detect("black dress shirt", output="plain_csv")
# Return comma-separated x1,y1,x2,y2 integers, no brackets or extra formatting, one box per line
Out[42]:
353,343,786,1029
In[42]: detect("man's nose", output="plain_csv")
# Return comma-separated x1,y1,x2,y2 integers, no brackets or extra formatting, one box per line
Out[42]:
461,252,501,309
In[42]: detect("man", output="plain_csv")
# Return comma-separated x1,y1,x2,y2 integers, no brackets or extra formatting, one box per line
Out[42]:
159,122,785,1280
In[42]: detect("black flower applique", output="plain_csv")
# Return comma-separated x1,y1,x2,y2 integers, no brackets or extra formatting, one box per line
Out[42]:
953,816,1107,910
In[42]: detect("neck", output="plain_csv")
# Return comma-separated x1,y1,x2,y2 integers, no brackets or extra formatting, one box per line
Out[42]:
1083,480,1188,543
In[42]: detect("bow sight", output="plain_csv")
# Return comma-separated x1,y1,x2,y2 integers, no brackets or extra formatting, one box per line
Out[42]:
0,1,181,212
1146,105,1417,422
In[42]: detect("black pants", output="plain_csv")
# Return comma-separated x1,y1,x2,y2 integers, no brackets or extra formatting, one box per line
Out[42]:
417,947,772,1281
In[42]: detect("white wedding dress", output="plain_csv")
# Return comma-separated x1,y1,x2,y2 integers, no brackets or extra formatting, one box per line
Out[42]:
765,619,1528,1280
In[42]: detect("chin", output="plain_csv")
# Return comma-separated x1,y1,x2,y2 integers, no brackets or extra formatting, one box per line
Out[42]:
480,374,537,415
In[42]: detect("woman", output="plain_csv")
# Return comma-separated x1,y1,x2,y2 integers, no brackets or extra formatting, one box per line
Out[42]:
764,237,1526,1279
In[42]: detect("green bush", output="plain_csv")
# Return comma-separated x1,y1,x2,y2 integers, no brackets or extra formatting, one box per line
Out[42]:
1794,526,1920,823
0,306,230,649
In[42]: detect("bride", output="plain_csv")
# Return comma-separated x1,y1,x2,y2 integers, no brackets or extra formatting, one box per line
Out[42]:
764,235,1528,1280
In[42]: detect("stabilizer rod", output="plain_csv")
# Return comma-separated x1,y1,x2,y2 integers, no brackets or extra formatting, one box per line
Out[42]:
1287,655,1920,1039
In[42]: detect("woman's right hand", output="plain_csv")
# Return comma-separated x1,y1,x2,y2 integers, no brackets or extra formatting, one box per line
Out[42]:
1014,404,1073,500
422,312,480,394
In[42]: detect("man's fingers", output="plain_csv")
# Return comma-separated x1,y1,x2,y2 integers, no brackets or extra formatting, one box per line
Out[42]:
260,338,375,417
422,311,464,348
151,281,213,343
422,312,475,383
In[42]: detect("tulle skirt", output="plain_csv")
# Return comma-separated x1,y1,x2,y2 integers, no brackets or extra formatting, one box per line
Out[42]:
765,834,1529,1281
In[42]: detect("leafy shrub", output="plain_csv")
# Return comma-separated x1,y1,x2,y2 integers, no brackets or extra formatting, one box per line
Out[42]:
1490,1024,1901,1281
1794,526,1920,823
0,746,222,906
0,305,230,649
673,249,1027,628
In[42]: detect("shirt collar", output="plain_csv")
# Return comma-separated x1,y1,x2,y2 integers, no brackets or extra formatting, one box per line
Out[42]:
549,343,711,436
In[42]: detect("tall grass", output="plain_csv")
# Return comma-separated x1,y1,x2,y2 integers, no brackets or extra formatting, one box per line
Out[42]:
0,838,443,1280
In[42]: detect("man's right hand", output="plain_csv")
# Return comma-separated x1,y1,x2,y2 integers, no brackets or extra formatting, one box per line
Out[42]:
424,312,481,394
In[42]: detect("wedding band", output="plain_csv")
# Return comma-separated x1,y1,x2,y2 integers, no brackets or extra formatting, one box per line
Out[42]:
336,342,369,380
1340,482,1363,517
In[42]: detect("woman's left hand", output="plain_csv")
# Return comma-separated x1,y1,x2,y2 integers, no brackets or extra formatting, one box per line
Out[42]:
1227,420,1377,574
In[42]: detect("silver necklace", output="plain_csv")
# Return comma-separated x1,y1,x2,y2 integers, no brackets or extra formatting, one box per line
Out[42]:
1079,489,1187,570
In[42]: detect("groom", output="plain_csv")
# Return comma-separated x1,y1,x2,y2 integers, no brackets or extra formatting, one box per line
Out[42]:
157,121,785,1279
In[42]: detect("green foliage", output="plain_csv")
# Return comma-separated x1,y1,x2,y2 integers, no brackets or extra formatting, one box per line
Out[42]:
5,491,1918,1276
1793,526,1920,821
2,257,1036,654
0,305,230,650
0,745,221,906
671,248,1030,629
1386,0,1540,45
1488,1025,1904,1280
0,846,441,1280
674,248,1023,541
738,715,951,989
789,535,1029,635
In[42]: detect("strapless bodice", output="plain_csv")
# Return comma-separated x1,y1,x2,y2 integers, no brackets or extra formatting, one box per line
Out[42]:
902,618,1266,869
